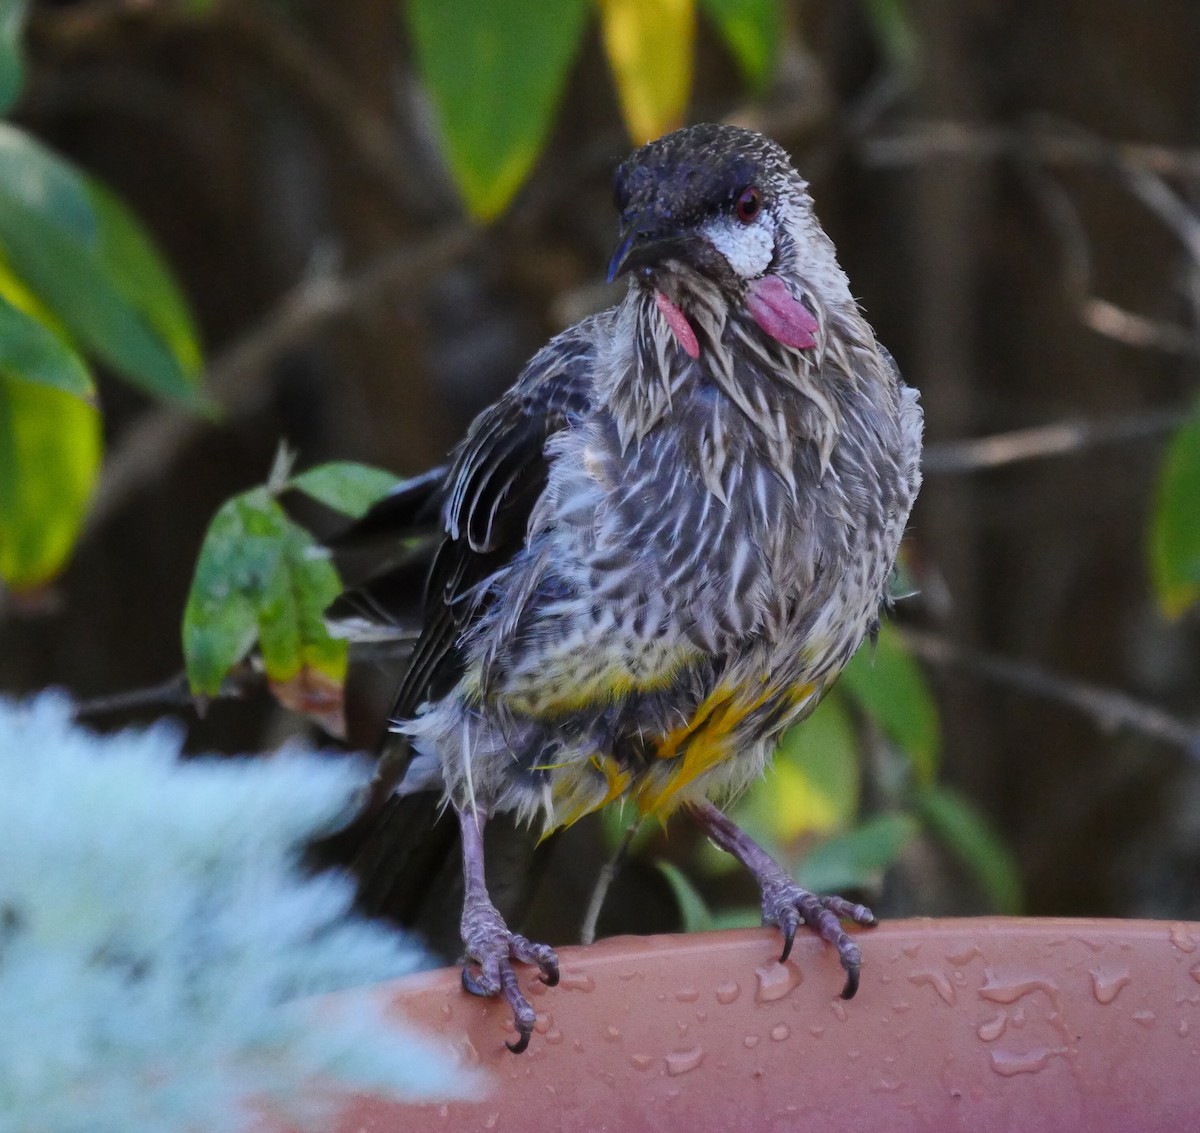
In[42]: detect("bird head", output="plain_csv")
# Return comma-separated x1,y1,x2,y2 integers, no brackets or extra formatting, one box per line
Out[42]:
607,123,850,360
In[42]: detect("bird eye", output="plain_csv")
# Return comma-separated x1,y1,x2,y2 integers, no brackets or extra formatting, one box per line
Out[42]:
735,186,762,224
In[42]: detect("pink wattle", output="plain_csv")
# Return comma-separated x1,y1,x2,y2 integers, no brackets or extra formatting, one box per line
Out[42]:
746,274,819,350
655,289,701,359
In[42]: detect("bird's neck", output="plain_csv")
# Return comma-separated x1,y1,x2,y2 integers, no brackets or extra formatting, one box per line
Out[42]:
599,280,861,497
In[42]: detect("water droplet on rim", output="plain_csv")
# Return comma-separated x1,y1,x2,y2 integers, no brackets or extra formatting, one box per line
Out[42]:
665,1046,705,1076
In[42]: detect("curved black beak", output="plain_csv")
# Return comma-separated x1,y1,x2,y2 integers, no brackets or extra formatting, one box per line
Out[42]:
607,216,698,283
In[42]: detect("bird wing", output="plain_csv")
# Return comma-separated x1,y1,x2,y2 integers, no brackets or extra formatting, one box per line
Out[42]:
387,320,598,722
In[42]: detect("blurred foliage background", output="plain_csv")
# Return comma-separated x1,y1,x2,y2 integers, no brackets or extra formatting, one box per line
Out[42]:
1,0,1199,947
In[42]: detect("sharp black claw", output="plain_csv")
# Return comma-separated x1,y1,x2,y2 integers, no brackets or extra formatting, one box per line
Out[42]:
778,925,796,965
840,965,860,1000
541,962,560,988
461,967,489,998
505,1030,532,1055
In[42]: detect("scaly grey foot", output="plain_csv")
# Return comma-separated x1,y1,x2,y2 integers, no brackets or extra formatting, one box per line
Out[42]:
460,896,559,1053
758,872,876,999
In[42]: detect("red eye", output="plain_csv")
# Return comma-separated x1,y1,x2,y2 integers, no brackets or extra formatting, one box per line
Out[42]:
735,186,762,224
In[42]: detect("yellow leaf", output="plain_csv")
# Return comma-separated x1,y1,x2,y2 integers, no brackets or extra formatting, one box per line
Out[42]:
599,0,695,144
0,375,102,590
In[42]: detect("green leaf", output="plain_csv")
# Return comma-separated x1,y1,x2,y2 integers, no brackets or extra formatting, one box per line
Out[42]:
656,860,713,932
0,124,204,407
698,0,779,89
599,0,695,143
290,461,402,519
0,0,28,115
793,812,918,895
735,692,860,843
0,374,102,590
1150,408,1200,617
407,0,590,220
842,622,940,783
917,784,1023,915
0,292,92,398
183,490,348,699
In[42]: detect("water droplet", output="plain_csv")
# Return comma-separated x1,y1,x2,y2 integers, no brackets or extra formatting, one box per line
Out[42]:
604,1025,621,1042
534,1013,553,1035
665,1087,681,1101
438,1104,450,1119
630,1053,653,1071
1090,966,1132,1005
526,977,549,997
676,985,700,1003
1189,963,1200,985
1169,924,1198,953
715,980,741,1005
484,1113,500,1129
755,961,801,1003
892,1000,912,1013
665,1046,705,1076
544,1027,564,1045
1179,1020,1191,1038
744,1034,760,1049
979,972,1059,1004
560,972,595,993
989,1047,1063,1077
872,1077,901,1093
618,969,640,981
1133,1010,1156,1029
809,1025,825,1038
977,1013,1007,1042
770,1024,791,1042
439,1003,453,1020
908,967,957,1005
832,1001,849,1023
946,944,981,966
677,1021,689,1037
902,943,921,959
695,1009,708,1023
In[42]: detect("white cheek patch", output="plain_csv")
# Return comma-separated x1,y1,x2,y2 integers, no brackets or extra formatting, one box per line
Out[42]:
701,214,774,279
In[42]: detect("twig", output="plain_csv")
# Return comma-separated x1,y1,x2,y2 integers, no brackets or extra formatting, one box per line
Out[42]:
860,119,1200,181
921,405,1194,475
899,628,1200,756
580,818,642,946
83,225,478,539
71,664,262,721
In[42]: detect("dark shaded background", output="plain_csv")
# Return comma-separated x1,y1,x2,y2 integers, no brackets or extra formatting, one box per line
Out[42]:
4,0,1199,939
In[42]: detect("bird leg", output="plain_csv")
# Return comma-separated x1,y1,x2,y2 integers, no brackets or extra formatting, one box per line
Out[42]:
456,804,559,1053
686,800,876,999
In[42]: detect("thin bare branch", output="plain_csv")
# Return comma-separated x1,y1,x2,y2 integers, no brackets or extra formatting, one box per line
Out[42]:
900,628,1200,756
922,405,1194,475
83,225,478,539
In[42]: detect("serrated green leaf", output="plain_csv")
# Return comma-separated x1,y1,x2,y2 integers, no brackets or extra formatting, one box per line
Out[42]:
0,291,92,398
698,0,779,89
917,784,1023,915
656,860,714,932
843,622,940,783
793,812,918,895
735,692,859,843
0,374,101,590
599,0,695,144
0,124,204,407
407,0,590,220
0,0,28,115
290,461,402,519
183,489,348,711
1150,409,1200,617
